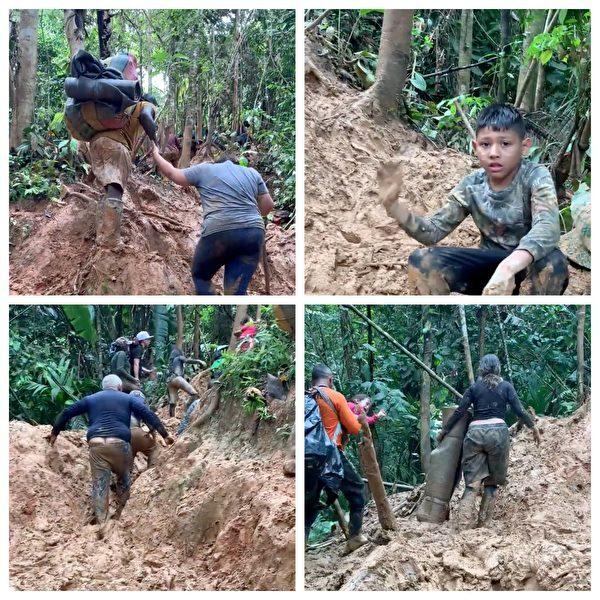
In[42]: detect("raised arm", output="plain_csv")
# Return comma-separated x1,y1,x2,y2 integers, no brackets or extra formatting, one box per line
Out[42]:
151,144,190,187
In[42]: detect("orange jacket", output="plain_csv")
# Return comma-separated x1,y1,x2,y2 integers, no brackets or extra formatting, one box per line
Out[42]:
315,386,361,449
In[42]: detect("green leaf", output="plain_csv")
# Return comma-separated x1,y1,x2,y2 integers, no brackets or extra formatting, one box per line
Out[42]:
62,306,97,344
411,73,427,91
540,49,553,65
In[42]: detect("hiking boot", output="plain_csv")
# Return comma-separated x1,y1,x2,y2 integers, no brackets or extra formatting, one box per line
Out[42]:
477,488,497,528
96,193,123,247
342,533,368,555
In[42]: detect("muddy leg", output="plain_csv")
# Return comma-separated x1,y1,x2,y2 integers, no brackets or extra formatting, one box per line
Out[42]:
96,184,123,247
112,442,132,520
458,483,481,531
477,485,497,527
407,248,451,295
522,248,569,295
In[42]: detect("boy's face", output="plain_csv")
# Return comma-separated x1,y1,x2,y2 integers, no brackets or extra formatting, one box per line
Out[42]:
473,127,532,185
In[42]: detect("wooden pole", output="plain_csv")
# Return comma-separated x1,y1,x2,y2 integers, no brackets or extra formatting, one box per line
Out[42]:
577,306,586,403
343,305,462,399
458,306,475,383
332,499,350,539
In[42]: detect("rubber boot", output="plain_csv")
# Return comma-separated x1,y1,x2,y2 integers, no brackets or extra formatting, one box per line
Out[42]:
186,394,199,409
477,486,497,528
457,486,479,531
342,533,368,555
96,184,123,247
169,403,176,418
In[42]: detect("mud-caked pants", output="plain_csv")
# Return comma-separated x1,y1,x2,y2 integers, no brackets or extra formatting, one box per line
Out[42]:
167,376,198,417
88,136,132,247
408,246,569,295
130,427,158,469
88,437,133,524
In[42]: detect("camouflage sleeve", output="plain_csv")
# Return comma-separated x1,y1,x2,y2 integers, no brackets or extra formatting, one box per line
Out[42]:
396,193,469,245
516,167,560,261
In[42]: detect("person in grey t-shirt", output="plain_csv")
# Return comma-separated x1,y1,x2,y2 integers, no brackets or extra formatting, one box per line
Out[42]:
151,144,274,294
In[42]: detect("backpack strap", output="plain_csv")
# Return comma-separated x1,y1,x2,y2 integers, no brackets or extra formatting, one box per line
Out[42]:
313,385,343,441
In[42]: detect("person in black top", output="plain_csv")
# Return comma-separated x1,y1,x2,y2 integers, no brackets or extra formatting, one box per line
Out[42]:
130,331,155,382
437,354,541,529
47,374,174,531
167,346,206,417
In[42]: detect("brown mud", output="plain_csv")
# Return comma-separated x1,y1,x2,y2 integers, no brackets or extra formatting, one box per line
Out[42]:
304,39,590,295
9,372,295,591
9,170,295,296
305,405,591,591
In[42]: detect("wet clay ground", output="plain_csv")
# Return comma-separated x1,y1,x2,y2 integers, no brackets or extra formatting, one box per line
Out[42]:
305,405,590,591
304,39,590,296
9,170,295,296
9,373,295,591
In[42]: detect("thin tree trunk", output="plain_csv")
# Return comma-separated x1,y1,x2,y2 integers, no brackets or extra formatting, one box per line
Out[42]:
357,421,397,530
232,10,241,133
229,305,248,351
577,306,586,403
9,10,39,149
178,115,193,168
64,9,86,58
495,307,513,382
420,306,432,473
367,305,374,381
96,309,103,380
478,306,487,360
255,305,262,322
497,10,511,103
516,10,546,110
192,307,201,359
458,306,475,383
96,10,112,59
176,306,184,348
457,10,474,96
363,9,414,118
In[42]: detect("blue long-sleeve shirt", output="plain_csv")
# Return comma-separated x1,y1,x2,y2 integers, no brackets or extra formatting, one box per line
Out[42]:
51,389,168,443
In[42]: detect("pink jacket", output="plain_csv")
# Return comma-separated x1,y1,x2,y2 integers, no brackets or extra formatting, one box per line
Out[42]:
347,402,380,425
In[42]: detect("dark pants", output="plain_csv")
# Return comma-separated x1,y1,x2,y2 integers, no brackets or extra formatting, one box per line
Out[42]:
408,246,569,295
192,227,264,295
462,423,510,487
305,452,366,540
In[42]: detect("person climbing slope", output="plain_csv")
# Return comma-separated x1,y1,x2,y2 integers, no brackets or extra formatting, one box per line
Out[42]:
162,125,182,167
128,390,159,470
348,394,387,426
306,364,369,554
47,375,173,534
380,104,568,295
150,145,274,295
109,337,140,392
167,345,207,417
65,51,159,248
234,317,258,352
436,354,541,529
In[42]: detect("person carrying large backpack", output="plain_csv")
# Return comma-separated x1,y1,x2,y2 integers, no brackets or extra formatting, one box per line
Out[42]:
305,363,368,553
64,50,159,248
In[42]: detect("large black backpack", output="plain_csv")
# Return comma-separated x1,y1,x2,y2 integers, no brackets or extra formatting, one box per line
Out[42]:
304,387,343,494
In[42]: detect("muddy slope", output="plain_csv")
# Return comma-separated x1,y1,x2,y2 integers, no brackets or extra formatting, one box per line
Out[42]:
9,374,295,591
9,171,295,296
304,38,590,295
305,405,590,591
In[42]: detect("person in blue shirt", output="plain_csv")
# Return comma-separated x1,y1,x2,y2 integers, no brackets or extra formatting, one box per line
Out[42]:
48,374,173,530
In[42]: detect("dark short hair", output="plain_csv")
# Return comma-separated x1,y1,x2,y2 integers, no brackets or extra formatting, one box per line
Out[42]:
312,363,333,383
476,104,526,139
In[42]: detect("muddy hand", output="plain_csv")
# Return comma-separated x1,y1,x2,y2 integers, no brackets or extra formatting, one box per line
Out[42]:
532,426,541,446
377,162,404,210
164,435,175,446
482,270,516,296
45,433,57,446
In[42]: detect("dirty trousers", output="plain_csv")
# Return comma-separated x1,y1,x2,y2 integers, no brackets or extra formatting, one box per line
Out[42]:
88,136,132,190
130,427,158,469
89,437,132,524
408,246,568,295
339,452,366,536
461,423,510,487
167,376,198,409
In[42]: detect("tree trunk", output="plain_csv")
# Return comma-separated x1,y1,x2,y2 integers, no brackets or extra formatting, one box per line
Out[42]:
339,310,358,382
232,9,241,133
495,307,513,382
367,305,374,381
96,309,103,380
420,306,432,474
9,10,39,150
457,10,474,96
96,10,112,59
192,307,201,359
364,9,414,118
516,10,549,110
228,305,248,351
458,306,475,383
357,422,397,530
497,10,511,103
64,9,86,58
478,306,487,360
176,306,184,348
178,115,193,168
577,306,586,403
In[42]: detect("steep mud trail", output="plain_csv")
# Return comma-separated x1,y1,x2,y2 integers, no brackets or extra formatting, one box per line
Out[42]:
305,406,590,591
304,39,590,295
9,170,295,296
10,374,295,591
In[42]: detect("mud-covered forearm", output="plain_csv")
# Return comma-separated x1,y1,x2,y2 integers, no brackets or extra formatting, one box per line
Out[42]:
115,368,138,385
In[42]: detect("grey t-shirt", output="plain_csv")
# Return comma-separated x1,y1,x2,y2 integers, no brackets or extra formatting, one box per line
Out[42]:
183,161,268,236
